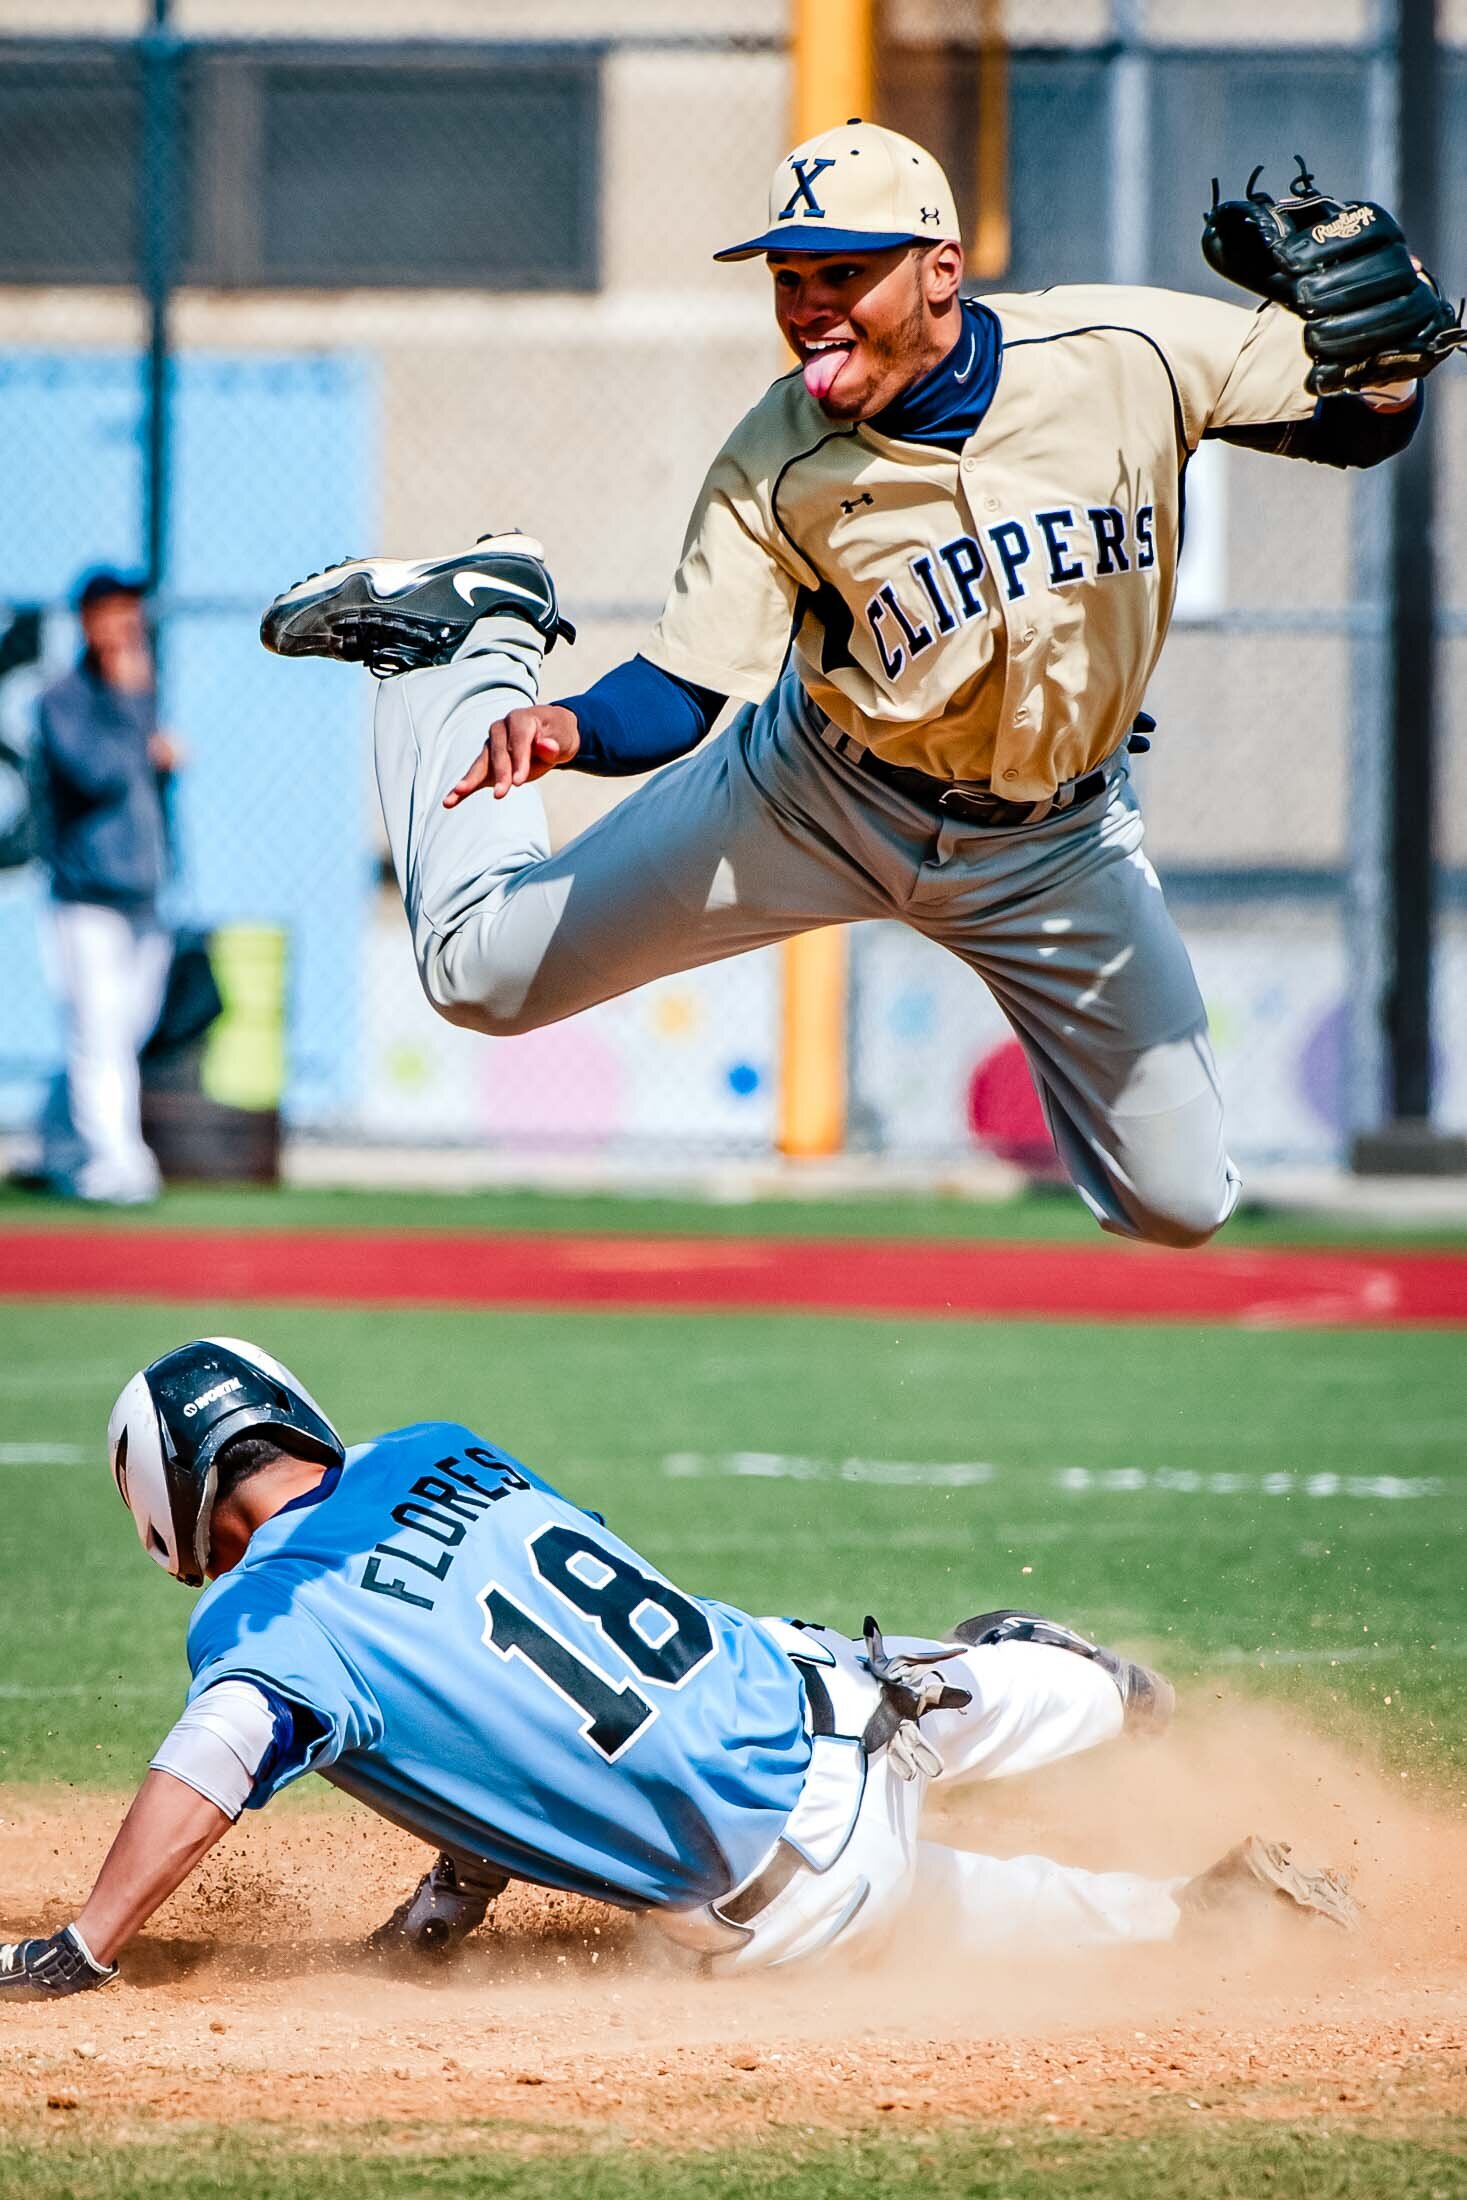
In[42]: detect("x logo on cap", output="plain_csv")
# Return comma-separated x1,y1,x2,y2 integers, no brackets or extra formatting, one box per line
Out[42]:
778,157,836,222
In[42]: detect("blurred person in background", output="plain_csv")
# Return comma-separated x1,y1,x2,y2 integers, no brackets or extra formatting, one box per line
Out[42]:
31,570,183,1204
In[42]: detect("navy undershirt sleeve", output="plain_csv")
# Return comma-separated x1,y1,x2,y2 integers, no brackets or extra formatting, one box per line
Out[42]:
559,654,725,777
1209,386,1423,469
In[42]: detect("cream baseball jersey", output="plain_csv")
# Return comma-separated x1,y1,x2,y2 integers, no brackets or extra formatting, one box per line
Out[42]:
643,285,1317,799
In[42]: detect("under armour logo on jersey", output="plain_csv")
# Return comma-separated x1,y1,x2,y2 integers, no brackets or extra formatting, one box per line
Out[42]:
778,157,836,222
841,492,875,515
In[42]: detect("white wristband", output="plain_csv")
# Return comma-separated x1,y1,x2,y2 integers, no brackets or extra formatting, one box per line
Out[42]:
1359,379,1417,409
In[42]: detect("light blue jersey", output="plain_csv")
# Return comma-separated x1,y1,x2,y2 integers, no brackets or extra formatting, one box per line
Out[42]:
184,1423,810,1908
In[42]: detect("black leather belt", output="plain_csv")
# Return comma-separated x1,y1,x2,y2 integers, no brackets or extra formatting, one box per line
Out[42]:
852,716,1153,831
709,1653,838,1932
714,1838,804,1927
858,748,1108,828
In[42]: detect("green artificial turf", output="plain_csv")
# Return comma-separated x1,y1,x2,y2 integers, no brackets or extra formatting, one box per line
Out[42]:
4,2117,1466,2200
4,1176,1467,1247
0,1300,1461,1788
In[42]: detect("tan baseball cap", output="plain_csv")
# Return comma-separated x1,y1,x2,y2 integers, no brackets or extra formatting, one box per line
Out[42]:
714,119,961,262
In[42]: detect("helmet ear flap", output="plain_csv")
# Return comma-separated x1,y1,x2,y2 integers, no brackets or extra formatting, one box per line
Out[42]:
189,1459,222,1586
108,1367,183,1579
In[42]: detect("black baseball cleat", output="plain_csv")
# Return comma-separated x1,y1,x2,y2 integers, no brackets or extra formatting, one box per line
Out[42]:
1178,1834,1359,1932
947,1608,1176,1736
260,531,576,676
362,1850,510,1968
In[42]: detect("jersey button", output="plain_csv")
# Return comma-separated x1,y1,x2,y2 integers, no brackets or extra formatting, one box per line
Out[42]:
1002,768,1021,782
961,455,978,474
984,495,999,511
1022,628,1037,645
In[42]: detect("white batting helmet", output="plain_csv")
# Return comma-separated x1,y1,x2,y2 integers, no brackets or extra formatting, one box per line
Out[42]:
107,1336,344,1587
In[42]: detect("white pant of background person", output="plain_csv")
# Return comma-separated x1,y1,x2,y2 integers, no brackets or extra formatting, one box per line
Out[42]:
659,1623,1183,1974
373,623,1239,1247
47,900,170,1204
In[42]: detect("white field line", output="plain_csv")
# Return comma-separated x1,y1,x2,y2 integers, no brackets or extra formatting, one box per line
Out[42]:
662,1454,1458,1501
0,1362,124,1398
7,1444,1455,1504
0,1681,177,1699
1207,1643,1467,1667
4,1649,1461,1703
664,1452,1003,1488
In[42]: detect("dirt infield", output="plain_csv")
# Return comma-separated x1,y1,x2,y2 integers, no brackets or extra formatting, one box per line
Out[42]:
3,1223,1466,1325
3,1700,1463,2145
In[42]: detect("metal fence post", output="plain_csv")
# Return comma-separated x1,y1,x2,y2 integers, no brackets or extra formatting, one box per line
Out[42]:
140,0,180,606
1107,0,1149,288
1353,0,1467,1172
1344,0,1397,1151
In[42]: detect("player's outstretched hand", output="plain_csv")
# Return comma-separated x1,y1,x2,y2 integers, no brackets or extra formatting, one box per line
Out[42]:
0,1926,118,2000
443,704,581,807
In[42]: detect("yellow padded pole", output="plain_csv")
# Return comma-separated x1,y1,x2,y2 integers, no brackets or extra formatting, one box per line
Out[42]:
778,0,872,1157
970,0,1011,282
791,0,874,140
778,925,850,1158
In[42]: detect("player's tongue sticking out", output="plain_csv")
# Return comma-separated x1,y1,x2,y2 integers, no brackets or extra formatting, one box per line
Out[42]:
803,346,849,401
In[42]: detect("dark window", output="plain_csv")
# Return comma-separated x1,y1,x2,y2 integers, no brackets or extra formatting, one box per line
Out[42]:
1006,57,1110,292
1146,55,1369,297
876,43,1113,293
0,48,139,283
0,41,600,292
198,48,600,290
1445,52,1467,278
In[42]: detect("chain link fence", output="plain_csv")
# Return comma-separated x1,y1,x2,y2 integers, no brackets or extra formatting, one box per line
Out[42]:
0,0,1461,1173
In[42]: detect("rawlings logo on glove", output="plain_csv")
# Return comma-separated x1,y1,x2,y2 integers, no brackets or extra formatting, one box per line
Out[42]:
1202,155,1467,396
0,1924,118,2000
1311,206,1375,244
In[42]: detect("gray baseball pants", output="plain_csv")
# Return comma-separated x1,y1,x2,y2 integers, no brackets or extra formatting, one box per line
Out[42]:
373,630,1238,1247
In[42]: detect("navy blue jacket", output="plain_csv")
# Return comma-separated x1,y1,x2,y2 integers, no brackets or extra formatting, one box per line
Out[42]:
36,662,168,911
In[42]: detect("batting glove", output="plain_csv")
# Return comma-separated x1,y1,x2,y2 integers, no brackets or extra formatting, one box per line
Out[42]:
860,1614,972,1780
0,1925,118,2000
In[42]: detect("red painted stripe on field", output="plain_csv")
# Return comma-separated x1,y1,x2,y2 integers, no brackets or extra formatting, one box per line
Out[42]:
0,1225,1464,1326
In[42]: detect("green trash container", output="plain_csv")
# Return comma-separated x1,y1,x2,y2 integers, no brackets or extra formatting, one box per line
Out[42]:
141,923,286,1184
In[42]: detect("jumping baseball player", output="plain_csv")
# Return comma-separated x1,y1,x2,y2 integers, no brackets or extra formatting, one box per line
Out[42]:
259,126,1457,1245
1,1338,1356,2000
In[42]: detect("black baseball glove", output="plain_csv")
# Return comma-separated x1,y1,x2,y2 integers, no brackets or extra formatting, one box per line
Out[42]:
1202,156,1466,395
0,1925,118,2001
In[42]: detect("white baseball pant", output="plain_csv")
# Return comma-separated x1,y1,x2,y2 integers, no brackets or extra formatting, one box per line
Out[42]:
373,625,1238,1247
657,1623,1184,1975
46,899,169,1204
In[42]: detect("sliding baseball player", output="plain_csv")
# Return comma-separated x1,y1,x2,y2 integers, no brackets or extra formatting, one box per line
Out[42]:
1,1337,1355,1998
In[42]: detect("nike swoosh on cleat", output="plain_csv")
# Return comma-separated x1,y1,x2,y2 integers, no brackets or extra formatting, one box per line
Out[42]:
452,572,547,608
